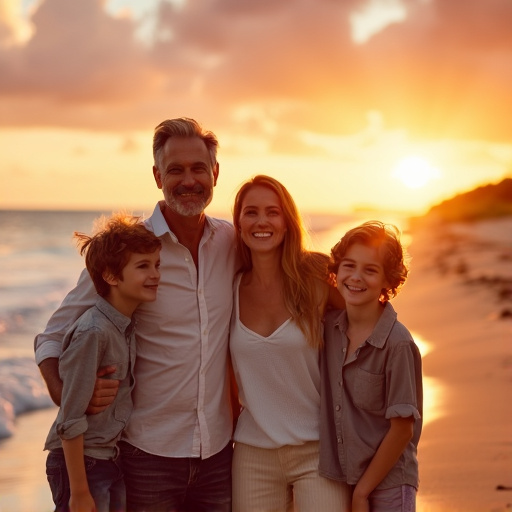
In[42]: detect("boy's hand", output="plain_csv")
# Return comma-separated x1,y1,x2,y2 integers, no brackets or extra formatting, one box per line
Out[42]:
85,365,120,415
69,489,96,512
351,494,370,512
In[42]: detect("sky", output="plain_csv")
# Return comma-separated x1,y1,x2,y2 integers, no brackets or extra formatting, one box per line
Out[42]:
1,0,511,216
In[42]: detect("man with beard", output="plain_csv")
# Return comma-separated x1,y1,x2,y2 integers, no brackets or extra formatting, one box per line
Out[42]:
35,118,238,511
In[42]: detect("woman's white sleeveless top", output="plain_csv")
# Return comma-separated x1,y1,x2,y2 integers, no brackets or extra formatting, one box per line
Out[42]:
230,274,322,448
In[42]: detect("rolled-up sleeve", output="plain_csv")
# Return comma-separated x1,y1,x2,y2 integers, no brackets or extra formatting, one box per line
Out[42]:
385,342,423,421
34,269,97,365
56,327,103,440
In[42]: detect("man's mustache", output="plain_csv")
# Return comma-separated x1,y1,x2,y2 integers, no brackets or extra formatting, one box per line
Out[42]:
174,185,204,195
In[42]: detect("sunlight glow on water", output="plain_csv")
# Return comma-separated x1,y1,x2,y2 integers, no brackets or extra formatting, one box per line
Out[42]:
413,332,443,426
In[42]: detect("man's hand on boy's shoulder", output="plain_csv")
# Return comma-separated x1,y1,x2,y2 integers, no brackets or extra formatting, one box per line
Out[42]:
86,365,120,415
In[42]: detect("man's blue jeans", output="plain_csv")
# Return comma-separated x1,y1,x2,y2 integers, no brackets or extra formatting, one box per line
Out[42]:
119,441,232,512
46,449,125,512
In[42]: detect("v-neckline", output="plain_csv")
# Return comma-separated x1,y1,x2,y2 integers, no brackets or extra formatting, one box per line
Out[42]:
235,273,292,340
238,316,292,340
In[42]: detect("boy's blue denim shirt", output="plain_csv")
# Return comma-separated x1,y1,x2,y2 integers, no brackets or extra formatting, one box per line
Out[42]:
44,296,136,460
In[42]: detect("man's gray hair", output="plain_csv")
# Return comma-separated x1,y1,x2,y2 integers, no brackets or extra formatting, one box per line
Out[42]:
153,117,219,168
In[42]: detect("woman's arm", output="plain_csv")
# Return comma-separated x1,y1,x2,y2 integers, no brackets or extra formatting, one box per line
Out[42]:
351,416,414,512
228,351,241,434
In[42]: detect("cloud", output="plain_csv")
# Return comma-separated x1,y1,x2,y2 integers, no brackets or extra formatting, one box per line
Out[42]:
0,0,34,46
0,0,163,129
0,0,511,142
355,0,512,141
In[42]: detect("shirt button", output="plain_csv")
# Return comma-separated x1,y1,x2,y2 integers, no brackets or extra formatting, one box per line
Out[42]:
185,257,189,262
335,405,341,411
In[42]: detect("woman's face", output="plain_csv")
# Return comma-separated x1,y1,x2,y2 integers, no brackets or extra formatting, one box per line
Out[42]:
238,185,287,254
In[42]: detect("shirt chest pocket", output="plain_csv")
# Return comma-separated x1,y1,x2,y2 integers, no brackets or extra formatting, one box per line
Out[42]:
352,367,385,412
101,360,129,382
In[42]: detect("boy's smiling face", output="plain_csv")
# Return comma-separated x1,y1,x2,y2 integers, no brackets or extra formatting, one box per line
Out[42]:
107,249,161,314
336,242,389,308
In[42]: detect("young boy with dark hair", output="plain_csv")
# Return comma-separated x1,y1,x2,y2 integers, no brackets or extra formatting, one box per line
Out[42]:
44,213,161,512
319,221,423,512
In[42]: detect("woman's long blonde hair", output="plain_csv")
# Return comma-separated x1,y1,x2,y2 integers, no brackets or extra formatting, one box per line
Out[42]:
233,175,330,349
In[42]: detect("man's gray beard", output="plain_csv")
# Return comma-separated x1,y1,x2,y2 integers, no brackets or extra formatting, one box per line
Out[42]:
166,196,209,217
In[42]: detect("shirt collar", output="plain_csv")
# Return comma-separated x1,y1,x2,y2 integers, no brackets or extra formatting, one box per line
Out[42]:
95,296,134,335
366,302,397,348
334,302,397,349
148,201,216,242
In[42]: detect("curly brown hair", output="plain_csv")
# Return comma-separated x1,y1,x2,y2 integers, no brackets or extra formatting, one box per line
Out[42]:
74,212,161,297
329,221,409,303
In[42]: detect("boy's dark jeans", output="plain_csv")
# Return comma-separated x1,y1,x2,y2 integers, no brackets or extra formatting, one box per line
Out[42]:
46,449,125,512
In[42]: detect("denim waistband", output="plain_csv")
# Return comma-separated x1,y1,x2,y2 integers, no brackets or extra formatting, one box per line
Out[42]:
50,444,120,461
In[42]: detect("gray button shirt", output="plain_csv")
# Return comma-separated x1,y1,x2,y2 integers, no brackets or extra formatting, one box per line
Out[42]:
319,302,423,490
44,296,135,460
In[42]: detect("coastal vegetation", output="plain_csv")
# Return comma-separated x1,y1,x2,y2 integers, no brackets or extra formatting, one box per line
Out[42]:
424,177,512,223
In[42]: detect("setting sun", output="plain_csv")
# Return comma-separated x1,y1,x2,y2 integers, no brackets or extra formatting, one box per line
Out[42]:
392,156,441,189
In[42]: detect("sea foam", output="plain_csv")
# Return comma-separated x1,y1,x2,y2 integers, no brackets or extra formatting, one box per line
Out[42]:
0,357,54,439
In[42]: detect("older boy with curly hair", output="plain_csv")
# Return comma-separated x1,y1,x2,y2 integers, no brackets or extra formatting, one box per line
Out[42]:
319,221,423,512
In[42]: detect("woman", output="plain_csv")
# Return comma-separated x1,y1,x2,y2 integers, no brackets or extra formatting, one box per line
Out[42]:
230,175,350,512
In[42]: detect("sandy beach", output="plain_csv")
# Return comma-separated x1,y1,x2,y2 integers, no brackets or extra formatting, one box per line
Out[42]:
393,215,512,512
1,215,511,512
0,407,56,511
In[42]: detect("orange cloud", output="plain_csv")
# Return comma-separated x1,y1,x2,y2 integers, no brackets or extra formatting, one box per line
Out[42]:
0,0,511,143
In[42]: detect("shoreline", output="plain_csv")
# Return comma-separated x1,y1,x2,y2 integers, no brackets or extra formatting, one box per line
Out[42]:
393,216,512,512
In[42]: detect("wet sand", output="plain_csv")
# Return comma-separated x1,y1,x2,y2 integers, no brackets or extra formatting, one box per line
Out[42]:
0,407,56,512
393,216,512,512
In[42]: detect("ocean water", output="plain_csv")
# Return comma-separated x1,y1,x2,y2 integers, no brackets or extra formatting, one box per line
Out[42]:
0,210,109,436
0,208,408,511
0,210,111,511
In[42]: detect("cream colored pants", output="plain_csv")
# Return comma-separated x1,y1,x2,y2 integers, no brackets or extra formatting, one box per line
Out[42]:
232,441,350,512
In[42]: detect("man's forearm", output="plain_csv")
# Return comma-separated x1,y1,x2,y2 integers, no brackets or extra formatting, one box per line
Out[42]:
39,357,119,413
39,357,63,406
